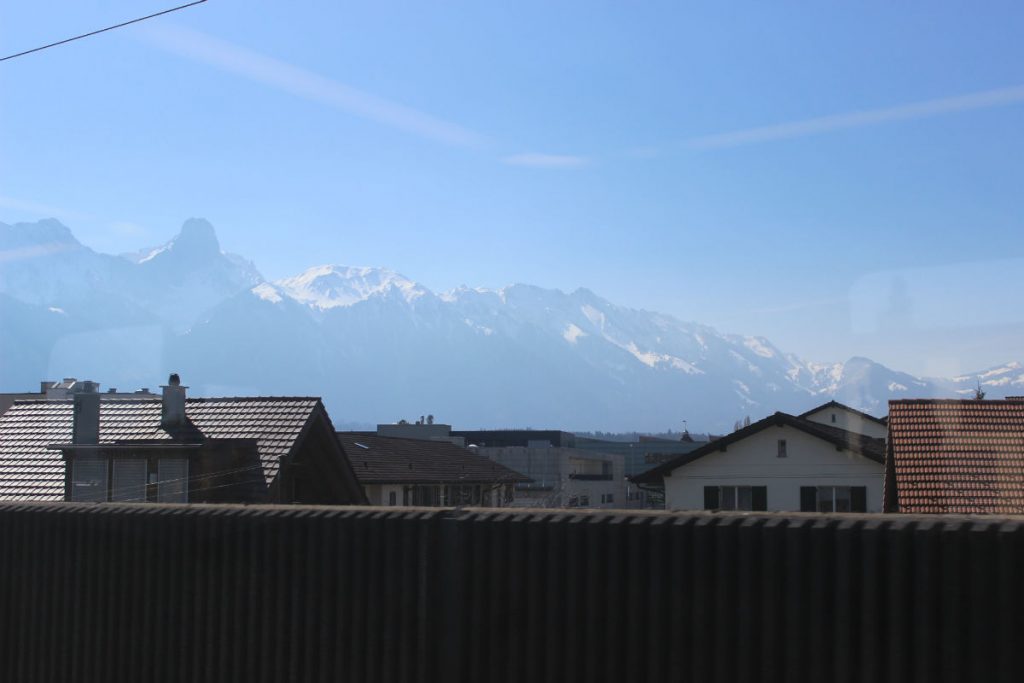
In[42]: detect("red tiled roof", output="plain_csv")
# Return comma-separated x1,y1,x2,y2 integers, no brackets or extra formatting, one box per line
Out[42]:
0,397,321,501
886,399,1024,514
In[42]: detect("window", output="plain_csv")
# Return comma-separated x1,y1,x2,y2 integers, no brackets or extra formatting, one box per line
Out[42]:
157,458,188,503
70,459,108,502
777,439,787,458
704,485,768,511
445,484,482,506
410,485,441,506
831,413,837,423
388,491,397,506
579,494,590,506
111,459,147,502
599,493,615,504
801,486,867,512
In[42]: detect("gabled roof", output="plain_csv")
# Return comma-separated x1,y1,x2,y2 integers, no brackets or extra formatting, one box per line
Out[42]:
798,400,888,425
631,411,886,485
885,399,1024,514
0,396,339,501
338,433,531,485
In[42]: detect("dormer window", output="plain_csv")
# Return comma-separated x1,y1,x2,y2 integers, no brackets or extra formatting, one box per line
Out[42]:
65,452,190,503
157,458,188,503
111,459,147,502
70,459,108,502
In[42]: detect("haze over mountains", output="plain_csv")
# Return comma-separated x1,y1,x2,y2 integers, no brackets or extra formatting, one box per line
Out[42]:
1,218,1020,432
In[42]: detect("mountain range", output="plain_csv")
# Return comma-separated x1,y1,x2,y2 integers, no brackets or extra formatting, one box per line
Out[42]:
1,218,1021,432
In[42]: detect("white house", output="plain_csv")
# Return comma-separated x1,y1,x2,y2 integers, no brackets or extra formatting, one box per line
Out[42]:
798,400,888,439
631,402,886,512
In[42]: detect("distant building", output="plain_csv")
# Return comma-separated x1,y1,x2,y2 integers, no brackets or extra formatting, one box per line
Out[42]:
0,378,156,416
454,430,631,509
0,374,366,504
632,401,886,512
375,421,465,445
574,434,706,479
885,398,1024,514
337,433,529,506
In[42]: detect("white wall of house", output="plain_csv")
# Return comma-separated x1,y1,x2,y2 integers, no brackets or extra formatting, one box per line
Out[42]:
363,482,517,507
802,406,888,439
363,484,405,506
662,425,884,512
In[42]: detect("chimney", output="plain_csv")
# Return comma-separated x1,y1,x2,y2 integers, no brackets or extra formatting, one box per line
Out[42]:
72,381,100,445
40,380,53,394
161,373,187,428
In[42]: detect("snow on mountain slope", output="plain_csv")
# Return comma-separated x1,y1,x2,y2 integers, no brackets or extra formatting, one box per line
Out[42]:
275,265,429,309
1,218,261,332
2,217,1020,431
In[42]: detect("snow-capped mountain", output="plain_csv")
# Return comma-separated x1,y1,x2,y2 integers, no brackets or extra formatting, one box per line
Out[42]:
275,265,428,310
2,218,1021,431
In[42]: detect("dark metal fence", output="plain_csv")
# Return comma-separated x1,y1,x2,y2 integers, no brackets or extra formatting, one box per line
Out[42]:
0,503,1020,682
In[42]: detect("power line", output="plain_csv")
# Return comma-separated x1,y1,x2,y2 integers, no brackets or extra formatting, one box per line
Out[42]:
0,0,208,63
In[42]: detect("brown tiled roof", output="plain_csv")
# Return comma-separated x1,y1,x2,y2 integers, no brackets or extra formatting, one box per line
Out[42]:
338,433,531,485
0,397,322,501
886,399,1024,514
632,411,885,485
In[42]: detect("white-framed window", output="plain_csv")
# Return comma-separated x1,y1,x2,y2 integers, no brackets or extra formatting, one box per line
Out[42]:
777,439,787,458
817,486,850,512
801,485,867,512
704,485,767,511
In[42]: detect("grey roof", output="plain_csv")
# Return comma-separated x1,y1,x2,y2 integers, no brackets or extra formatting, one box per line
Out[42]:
338,433,531,485
0,397,323,501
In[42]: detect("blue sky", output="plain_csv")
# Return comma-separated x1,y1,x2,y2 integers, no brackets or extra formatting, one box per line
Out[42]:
2,1,1023,376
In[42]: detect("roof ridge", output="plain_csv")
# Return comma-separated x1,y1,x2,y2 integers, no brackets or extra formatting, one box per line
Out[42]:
890,398,1024,404
633,410,885,484
798,400,887,424
10,395,322,405
184,396,320,403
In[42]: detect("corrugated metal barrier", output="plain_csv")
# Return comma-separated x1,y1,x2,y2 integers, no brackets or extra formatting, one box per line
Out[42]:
0,503,1020,682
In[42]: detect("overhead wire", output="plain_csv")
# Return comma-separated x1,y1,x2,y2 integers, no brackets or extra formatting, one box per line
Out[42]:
0,0,208,63
83,461,266,502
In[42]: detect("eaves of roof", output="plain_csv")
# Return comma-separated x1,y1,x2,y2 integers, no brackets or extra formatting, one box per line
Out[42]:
631,411,885,485
798,400,888,426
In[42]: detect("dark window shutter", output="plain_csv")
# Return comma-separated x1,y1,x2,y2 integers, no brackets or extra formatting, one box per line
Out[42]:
704,486,720,510
851,486,867,512
752,486,768,511
800,486,817,512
